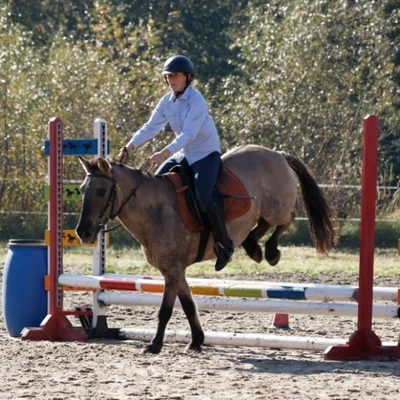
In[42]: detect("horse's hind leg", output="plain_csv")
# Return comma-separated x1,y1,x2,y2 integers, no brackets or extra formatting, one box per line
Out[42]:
145,274,180,354
178,278,204,352
241,218,270,263
265,212,295,266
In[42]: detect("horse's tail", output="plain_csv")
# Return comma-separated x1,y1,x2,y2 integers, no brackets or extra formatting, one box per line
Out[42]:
283,153,338,254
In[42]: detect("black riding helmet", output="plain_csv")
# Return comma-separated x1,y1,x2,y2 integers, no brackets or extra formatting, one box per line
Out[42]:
162,55,195,85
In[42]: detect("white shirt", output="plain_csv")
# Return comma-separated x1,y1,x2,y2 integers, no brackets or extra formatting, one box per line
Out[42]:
128,86,221,165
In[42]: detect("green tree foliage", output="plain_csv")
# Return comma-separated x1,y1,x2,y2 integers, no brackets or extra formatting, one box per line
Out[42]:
0,6,45,211
219,1,399,175
214,0,400,215
8,0,95,44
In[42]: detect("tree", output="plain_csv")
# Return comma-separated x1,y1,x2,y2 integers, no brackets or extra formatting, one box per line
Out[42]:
9,0,95,44
0,5,45,211
217,0,400,188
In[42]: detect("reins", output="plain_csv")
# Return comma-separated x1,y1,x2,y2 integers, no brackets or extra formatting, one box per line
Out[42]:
88,159,154,233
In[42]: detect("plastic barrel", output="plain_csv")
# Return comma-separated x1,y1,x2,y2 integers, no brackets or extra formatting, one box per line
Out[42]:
2,239,48,337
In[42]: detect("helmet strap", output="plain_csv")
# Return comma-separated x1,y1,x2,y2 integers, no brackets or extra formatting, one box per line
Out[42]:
173,84,189,101
186,73,194,84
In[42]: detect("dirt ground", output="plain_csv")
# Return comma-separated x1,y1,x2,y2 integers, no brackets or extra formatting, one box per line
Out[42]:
1,266,400,400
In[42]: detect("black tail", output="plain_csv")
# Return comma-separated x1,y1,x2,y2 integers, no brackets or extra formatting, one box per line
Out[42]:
283,153,338,253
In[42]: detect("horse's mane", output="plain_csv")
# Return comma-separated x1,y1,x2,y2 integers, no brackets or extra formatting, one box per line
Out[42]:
111,160,145,176
86,157,147,179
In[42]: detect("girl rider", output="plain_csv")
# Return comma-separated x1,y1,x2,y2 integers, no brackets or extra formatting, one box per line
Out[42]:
118,55,234,271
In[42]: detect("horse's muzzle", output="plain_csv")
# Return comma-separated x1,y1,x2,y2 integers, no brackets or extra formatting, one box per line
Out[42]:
76,226,97,244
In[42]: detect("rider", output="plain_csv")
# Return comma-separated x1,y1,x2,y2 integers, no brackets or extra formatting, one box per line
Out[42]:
118,55,234,271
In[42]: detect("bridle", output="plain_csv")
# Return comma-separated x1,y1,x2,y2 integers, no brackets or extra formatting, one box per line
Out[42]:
86,166,146,233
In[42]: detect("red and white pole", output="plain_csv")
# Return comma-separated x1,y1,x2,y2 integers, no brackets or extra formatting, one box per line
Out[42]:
22,118,87,341
48,117,64,315
324,115,400,360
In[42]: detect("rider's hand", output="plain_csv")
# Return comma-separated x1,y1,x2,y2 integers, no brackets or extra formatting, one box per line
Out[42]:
150,149,171,164
117,143,134,163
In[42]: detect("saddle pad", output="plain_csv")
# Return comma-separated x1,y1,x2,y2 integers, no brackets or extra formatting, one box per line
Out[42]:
165,167,251,233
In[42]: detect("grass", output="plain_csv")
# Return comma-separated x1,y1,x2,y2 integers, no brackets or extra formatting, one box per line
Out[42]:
59,245,400,278
2,243,399,280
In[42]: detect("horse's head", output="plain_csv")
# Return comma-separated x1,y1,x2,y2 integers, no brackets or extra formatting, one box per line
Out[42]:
75,156,118,244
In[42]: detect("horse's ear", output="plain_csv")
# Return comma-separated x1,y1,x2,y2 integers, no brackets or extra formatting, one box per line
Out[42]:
97,158,112,177
78,156,91,173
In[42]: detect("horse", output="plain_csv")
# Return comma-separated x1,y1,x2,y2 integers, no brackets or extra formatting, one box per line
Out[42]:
75,144,337,354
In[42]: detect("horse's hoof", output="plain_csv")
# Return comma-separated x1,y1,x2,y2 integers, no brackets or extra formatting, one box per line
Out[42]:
142,343,162,354
185,343,202,353
250,245,263,263
266,249,281,266
242,240,263,263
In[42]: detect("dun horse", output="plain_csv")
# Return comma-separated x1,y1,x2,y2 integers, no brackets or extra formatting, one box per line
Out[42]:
76,145,337,353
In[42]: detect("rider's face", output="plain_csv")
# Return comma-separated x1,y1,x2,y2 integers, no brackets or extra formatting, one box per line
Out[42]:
166,72,187,92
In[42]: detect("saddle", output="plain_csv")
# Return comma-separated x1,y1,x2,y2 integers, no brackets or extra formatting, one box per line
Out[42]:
164,166,252,233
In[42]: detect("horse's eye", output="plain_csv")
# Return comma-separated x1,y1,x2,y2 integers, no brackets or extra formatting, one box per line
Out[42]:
96,188,107,197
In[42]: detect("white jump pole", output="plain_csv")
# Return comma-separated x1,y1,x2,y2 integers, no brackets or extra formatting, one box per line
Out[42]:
119,328,398,351
92,118,108,329
97,292,399,319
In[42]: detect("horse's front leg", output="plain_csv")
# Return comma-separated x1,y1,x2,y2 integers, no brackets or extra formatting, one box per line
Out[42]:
178,277,204,352
144,275,179,354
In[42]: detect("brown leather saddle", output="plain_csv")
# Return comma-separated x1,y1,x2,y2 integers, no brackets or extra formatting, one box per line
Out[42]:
164,167,252,233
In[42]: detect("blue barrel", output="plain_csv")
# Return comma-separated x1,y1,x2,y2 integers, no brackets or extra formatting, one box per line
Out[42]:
2,239,48,337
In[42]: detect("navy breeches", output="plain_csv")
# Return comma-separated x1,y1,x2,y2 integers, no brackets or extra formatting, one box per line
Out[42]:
155,151,222,212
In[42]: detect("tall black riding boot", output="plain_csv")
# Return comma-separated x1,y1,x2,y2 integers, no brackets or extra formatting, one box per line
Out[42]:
206,202,234,271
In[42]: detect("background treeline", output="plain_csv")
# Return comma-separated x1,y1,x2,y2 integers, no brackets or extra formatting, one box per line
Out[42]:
1,0,399,247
